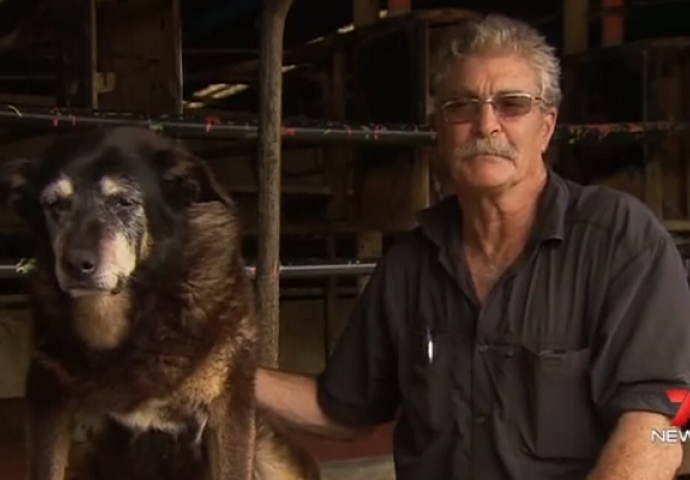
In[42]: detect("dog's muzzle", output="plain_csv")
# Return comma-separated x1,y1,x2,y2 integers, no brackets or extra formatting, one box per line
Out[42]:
59,248,126,295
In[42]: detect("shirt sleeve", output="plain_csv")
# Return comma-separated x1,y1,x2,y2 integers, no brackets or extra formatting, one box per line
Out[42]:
316,255,401,427
592,236,690,427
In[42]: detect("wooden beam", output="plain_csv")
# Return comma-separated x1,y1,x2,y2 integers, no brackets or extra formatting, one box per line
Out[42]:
186,9,478,87
387,0,411,16
322,49,352,356
602,0,624,47
0,94,54,106
186,11,414,85
563,0,589,54
354,0,379,27
96,0,183,113
351,0,384,294
55,0,97,108
556,0,590,179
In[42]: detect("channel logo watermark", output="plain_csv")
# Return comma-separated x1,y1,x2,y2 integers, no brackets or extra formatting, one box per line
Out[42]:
650,389,690,443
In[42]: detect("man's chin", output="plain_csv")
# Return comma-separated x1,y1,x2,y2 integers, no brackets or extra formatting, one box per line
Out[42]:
458,163,516,190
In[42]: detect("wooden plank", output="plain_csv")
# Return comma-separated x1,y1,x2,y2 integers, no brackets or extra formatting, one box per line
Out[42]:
54,0,97,108
563,0,589,55
555,0,590,181
0,94,54,106
410,19,430,216
321,456,394,480
322,48,352,355
187,12,414,85
602,0,624,47
354,0,379,27
387,0,411,16
96,0,182,113
356,232,382,292
0,311,30,400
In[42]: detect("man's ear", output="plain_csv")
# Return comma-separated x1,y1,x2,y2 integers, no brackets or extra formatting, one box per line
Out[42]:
0,158,38,220
152,147,233,209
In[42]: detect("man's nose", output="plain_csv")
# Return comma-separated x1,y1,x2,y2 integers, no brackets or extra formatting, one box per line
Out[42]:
473,103,501,137
63,249,99,278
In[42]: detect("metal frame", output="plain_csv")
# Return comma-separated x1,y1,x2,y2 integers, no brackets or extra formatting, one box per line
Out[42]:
0,260,378,280
0,103,687,145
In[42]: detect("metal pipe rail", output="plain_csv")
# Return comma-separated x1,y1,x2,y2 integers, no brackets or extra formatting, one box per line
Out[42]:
0,103,687,145
0,260,378,280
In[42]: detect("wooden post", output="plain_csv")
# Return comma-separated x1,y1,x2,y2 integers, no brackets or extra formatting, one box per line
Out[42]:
387,0,411,15
354,0,379,27
55,0,98,108
96,0,183,113
556,0,590,179
352,0,383,294
321,51,351,356
256,0,295,368
563,0,589,55
602,0,624,47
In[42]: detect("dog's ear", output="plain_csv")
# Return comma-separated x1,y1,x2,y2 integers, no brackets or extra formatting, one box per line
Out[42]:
0,158,38,220
152,147,232,208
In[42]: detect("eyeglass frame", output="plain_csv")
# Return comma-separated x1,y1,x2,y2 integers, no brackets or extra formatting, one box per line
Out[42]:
437,92,548,124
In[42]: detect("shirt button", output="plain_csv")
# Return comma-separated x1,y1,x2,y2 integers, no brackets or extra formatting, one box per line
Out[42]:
477,344,488,352
475,415,487,424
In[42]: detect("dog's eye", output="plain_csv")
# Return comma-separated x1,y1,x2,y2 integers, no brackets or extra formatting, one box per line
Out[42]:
113,197,137,208
44,198,71,214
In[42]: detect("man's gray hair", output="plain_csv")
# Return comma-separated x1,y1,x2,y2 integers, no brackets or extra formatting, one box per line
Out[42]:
430,14,562,108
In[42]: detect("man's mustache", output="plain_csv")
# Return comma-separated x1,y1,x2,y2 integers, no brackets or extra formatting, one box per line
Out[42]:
453,138,519,161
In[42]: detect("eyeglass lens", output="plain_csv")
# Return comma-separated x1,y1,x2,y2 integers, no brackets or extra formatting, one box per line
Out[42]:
443,94,534,122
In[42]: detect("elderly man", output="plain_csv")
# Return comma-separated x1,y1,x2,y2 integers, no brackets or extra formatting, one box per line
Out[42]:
256,14,690,480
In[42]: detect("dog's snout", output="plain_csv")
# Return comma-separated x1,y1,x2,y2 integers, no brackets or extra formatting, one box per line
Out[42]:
63,249,99,278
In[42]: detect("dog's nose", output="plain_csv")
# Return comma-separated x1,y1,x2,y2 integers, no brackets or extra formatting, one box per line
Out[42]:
63,249,98,278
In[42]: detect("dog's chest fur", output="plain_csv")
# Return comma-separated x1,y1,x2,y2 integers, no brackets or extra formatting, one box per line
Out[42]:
110,400,185,433
30,257,252,437
106,336,234,434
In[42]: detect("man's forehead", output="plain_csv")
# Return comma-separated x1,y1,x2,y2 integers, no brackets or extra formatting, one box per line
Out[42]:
437,54,540,97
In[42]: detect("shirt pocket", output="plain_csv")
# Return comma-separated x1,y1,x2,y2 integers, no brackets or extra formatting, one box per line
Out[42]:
523,346,602,459
401,325,452,448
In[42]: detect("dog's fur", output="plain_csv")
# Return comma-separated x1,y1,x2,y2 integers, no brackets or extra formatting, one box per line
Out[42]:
0,127,320,480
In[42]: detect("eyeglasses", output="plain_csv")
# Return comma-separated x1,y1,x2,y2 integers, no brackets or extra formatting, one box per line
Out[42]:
439,92,544,124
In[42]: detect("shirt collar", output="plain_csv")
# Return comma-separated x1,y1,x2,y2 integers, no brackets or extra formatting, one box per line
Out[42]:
416,168,569,249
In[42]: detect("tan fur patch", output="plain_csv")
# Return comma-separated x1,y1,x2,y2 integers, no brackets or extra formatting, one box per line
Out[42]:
52,228,70,288
104,230,136,270
98,231,137,289
177,342,234,404
72,292,131,350
254,437,308,480
139,227,153,260
41,175,74,202
99,176,125,196
7,171,28,190
109,399,184,433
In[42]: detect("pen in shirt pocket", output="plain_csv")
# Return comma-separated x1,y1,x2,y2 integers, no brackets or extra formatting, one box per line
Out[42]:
424,325,437,364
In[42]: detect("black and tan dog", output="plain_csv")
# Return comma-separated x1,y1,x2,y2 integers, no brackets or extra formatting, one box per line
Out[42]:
0,127,319,480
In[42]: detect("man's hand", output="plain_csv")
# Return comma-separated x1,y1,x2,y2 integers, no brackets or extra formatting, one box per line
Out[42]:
255,367,374,440
587,411,683,480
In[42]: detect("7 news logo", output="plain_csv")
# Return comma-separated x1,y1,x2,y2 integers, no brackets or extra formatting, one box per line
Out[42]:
650,389,690,443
